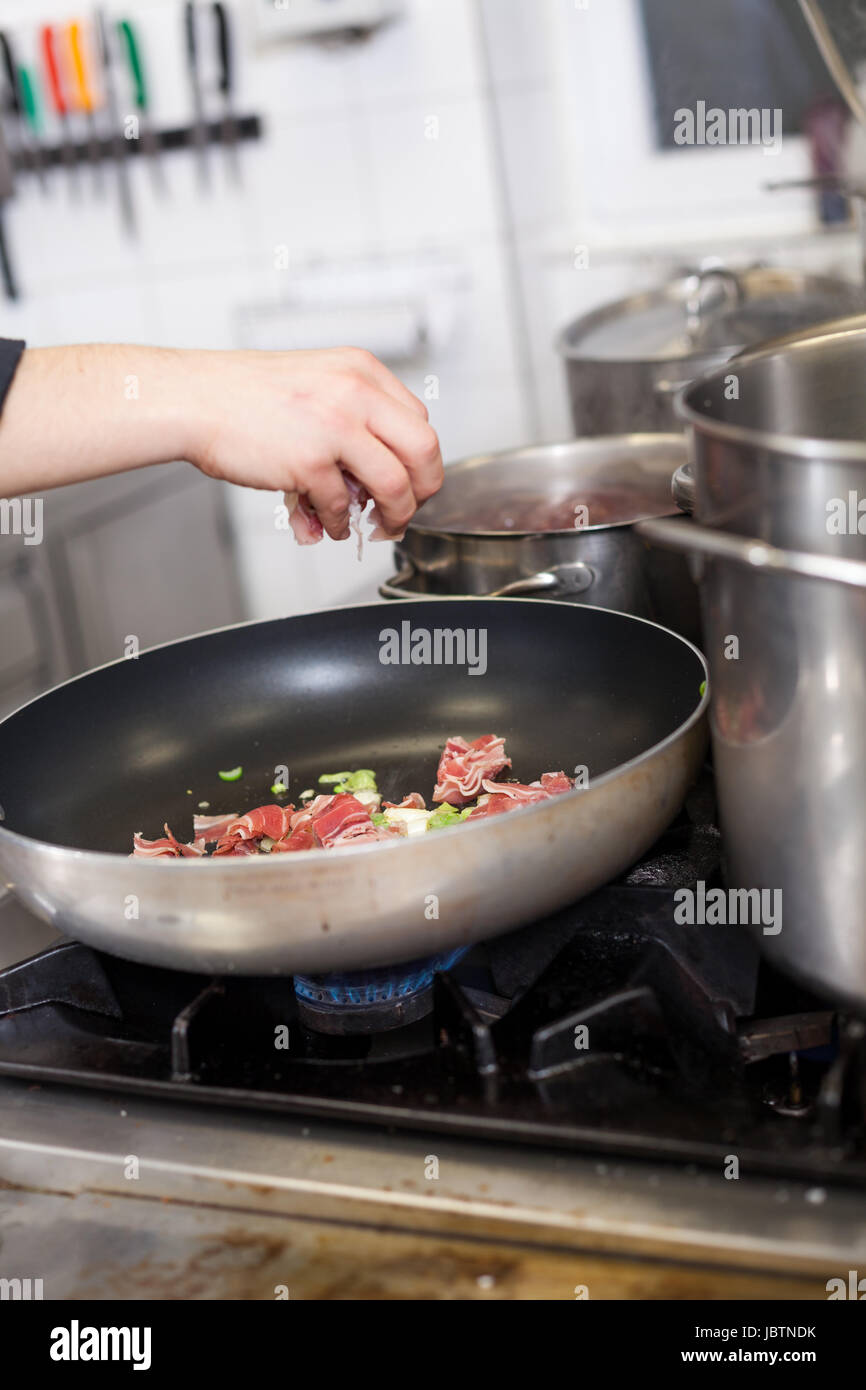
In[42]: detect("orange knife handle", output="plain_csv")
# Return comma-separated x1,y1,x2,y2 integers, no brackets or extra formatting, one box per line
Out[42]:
68,22,95,113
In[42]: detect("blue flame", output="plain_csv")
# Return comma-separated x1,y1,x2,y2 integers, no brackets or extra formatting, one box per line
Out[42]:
294,947,467,1009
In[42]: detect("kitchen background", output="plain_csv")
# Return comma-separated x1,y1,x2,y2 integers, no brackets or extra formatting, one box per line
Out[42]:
0,0,863,712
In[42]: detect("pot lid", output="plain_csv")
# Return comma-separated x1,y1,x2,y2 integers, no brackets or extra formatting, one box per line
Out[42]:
557,266,866,364
409,434,688,537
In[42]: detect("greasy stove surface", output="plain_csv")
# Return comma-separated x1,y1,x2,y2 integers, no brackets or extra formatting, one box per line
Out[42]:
0,772,863,1186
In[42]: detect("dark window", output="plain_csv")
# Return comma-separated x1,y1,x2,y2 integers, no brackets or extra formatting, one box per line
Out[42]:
639,0,866,147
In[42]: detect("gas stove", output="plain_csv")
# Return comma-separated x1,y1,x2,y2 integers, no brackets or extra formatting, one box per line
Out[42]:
1,768,865,1299
1,769,863,1178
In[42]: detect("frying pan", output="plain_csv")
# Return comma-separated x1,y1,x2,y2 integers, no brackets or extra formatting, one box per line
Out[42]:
0,600,707,974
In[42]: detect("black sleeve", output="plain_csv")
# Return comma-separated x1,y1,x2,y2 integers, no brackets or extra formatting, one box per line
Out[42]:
0,337,24,413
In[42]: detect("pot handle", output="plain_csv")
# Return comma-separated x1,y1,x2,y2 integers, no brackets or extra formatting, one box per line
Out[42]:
653,375,694,398
636,517,866,589
671,462,696,514
378,563,427,600
379,560,595,601
488,561,595,598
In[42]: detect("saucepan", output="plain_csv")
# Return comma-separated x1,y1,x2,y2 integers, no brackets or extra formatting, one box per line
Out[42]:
638,314,866,1011
379,435,701,642
556,264,866,434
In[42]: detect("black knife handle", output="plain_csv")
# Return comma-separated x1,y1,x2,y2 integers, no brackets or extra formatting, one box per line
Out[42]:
0,33,20,116
213,2,232,97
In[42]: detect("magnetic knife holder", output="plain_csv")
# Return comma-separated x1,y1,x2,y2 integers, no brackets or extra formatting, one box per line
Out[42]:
9,113,261,171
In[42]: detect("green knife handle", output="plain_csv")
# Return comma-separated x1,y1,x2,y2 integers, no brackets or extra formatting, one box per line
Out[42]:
17,64,40,132
118,19,147,112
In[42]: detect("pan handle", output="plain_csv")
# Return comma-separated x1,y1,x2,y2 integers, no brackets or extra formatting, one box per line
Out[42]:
636,516,866,589
379,560,596,600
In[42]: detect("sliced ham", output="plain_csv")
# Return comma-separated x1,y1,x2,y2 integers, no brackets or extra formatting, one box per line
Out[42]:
311,792,377,848
383,792,426,810
213,804,295,856
192,811,239,850
469,771,573,820
132,823,203,858
284,473,369,553
283,491,324,546
432,734,511,806
289,794,335,834
270,827,316,853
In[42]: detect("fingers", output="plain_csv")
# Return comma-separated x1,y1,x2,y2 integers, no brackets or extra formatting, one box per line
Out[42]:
337,346,429,420
302,469,351,541
363,392,444,504
338,431,417,537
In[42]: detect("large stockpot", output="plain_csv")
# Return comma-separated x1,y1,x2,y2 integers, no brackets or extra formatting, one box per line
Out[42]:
379,435,701,642
637,315,866,1010
556,266,866,435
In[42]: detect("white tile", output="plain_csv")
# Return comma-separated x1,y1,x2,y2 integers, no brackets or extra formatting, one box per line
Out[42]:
244,114,380,262
240,42,354,120
349,0,482,107
493,82,569,235
131,151,259,273
29,281,161,346
365,96,500,250
420,370,532,462
478,0,556,87
148,263,261,350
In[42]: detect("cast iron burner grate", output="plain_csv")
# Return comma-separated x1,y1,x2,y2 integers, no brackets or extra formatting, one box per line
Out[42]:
0,771,864,1184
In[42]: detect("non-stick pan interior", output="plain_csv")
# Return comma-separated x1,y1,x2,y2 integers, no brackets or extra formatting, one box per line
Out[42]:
0,601,704,854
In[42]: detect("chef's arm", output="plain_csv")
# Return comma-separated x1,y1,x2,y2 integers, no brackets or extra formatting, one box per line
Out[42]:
0,341,443,540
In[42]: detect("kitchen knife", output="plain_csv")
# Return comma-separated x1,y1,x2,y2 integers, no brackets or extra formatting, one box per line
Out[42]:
17,65,47,193
96,10,135,235
0,120,19,298
117,17,165,192
0,32,37,188
184,2,209,188
212,2,239,181
40,24,79,192
68,20,104,192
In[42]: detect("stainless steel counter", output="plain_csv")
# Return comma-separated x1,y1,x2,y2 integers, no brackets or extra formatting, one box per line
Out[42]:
1,1074,863,1300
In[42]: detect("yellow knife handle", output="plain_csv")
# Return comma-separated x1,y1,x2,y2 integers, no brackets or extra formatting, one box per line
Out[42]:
68,21,96,113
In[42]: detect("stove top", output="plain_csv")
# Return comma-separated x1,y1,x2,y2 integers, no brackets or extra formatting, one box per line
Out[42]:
1,770,863,1187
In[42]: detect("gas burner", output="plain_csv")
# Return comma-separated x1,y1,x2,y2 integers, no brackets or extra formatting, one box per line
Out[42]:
293,947,467,1034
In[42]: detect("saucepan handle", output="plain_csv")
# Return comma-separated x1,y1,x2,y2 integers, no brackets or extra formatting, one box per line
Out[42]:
379,560,596,600
671,462,696,514
378,564,427,600
488,562,595,598
636,517,866,589
653,376,695,398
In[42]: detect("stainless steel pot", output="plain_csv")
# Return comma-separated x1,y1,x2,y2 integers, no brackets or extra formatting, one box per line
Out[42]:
557,266,866,435
380,435,701,641
637,314,866,1010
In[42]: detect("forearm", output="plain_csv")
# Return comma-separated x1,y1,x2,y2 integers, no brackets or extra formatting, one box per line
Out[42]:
0,342,443,536
0,344,198,495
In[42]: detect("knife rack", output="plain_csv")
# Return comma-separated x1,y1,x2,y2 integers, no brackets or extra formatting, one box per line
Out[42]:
9,113,262,172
